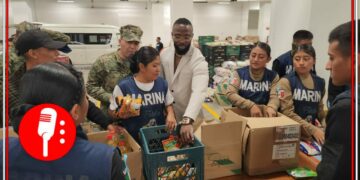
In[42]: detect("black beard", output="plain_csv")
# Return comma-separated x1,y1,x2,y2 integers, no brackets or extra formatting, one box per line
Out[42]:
174,44,191,55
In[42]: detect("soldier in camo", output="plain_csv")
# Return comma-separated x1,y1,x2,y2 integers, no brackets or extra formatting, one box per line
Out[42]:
86,24,143,115
9,21,71,75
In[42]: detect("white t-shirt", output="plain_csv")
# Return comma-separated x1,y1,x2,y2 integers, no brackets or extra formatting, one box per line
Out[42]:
109,78,174,111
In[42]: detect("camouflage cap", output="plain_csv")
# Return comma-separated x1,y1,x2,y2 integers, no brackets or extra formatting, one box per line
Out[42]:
41,29,71,43
120,25,143,42
41,29,72,53
15,21,41,34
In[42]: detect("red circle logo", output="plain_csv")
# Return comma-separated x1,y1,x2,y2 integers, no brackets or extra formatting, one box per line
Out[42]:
18,104,76,161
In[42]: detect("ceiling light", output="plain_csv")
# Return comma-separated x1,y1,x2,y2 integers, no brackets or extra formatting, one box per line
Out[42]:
57,0,75,3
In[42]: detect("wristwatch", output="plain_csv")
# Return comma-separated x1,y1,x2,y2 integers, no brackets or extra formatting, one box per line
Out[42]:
179,117,194,125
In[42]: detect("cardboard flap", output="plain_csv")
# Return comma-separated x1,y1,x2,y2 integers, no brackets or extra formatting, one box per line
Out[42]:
222,107,250,118
87,131,108,143
126,131,141,151
242,127,250,156
221,109,249,123
201,121,244,146
246,116,300,129
87,130,141,152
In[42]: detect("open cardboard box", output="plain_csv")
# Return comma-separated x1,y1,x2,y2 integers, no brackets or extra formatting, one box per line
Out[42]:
222,107,300,176
195,106,301,178
87,130,143,180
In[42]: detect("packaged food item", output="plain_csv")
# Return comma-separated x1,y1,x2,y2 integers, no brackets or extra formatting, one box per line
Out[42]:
187,167,196,177
310,141,322,152
129,94,142,116
107,132,128,154
118,133,128,154
116,94,142,117
106,132,119,147
286,167,317,179
119,95,132,114
162,135,180,152
157,163,196,179
300,141,320,156
122,154,132,180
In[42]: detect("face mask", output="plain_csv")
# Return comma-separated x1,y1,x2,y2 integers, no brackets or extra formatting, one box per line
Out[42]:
174,43,191,55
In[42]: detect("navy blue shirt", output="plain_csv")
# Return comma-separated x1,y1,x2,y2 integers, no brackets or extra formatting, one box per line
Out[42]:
118,76,168,143
285,72,325,124
3,130,116,180
236,66,277,105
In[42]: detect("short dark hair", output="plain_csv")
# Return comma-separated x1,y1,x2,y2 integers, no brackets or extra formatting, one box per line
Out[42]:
130,46,159,74
292,44,316,60
157,37,161,40
252,42,271,57
173,18,192,27
293,30,313,41
328,20,354,57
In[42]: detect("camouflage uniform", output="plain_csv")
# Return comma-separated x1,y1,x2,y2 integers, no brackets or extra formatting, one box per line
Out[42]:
9,63,26,121
86,25,143,114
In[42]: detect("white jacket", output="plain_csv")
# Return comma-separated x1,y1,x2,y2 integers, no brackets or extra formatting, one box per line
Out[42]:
160,44,209,122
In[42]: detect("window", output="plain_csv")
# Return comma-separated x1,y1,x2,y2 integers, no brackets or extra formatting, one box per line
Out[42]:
64,33,112,45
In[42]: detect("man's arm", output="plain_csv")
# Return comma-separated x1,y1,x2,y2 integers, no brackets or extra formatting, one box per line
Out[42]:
87,100,112,129
86,59,112,103
182,59,209,120
267,74,280,110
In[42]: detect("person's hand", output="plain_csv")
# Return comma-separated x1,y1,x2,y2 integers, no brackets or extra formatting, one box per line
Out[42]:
313,128,325,145
179,124,194,144
264,106,277,117
166,116,176,133
250,104,263,117
314,119,323,128
116,111,131,119
115,104,133,119
107,124,125,134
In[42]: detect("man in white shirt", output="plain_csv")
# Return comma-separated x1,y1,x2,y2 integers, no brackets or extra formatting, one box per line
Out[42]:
160,18,209,143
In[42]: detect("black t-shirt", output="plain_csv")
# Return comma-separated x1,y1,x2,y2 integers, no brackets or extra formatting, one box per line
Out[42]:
156,42,163,52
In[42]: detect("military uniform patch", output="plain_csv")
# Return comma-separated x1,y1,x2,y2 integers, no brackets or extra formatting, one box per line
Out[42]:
276,86,285,99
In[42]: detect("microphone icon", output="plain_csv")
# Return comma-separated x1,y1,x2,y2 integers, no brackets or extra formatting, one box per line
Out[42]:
37,108,57,157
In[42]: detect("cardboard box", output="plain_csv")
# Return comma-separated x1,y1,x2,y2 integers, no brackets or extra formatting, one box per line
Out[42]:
194,115,246,179
221,107,300,176
87,130,143,180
